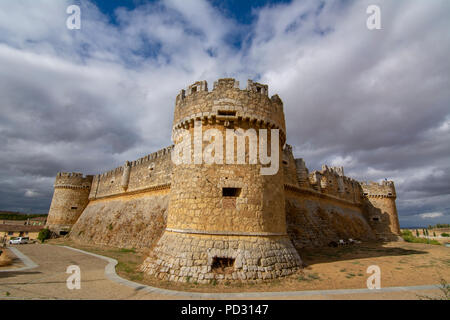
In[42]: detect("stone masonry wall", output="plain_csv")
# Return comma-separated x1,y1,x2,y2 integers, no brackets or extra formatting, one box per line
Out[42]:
70,190,169,250
285,189,376,248
140,232,301,283
361,181,401,240
141,78,301,283
46,172,93,234
89,146,173,200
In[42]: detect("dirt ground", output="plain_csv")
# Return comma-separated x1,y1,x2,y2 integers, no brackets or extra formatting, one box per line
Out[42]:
47,238,450,293
0,248,14,268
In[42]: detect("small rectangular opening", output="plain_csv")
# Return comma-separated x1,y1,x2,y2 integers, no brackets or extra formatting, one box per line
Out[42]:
212,257,235,274
71,206,78,210
217,110,236,116
256,87,262,93
372,217,380,221
59,231,68,236
191,86,197,93
222,187,241,197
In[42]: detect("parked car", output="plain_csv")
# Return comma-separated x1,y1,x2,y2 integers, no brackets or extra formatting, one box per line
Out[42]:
9,237,30,244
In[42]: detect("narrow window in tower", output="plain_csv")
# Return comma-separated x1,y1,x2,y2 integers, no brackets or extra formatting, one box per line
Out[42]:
222,187,241,197
256,87,261,93
372,217,380,221
217,110,236,116
71,206,78,210
191,86,197,93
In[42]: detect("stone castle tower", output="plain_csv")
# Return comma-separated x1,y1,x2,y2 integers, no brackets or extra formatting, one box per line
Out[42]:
45,77,402,284
46,172,93,235
361,181,401,240
140,79,302,282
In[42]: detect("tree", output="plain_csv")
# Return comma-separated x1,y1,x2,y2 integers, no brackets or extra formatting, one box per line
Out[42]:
37,228,51,243
416,229,420,237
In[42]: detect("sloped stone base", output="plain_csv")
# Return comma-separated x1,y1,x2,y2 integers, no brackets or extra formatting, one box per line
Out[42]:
140,231,302,283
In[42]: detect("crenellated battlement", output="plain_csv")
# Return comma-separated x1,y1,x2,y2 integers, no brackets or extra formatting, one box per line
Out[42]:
361,180,396,198
95,145,174,179
173,78,286,142
54,172,93,189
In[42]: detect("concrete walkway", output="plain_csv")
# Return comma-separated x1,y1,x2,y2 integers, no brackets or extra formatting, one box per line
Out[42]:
0,244,443,300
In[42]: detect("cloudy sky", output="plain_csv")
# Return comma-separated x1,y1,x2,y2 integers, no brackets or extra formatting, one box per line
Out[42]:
0,0,449,227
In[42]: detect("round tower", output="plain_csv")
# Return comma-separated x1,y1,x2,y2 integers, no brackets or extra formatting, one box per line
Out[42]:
361,181,401,240
46,172,93,235
140,78,302,283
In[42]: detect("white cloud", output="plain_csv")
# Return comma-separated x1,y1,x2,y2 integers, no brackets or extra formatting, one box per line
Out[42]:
24,189,39,198
420,212,443,219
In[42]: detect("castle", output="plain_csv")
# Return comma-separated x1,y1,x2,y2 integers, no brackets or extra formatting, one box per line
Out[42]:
46,78,401,283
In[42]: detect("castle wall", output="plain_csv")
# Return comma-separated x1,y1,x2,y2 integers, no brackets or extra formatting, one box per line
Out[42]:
69,189,169,250
89,146,173,200
285,188,375,248
282,146,398,245
67,146,173,249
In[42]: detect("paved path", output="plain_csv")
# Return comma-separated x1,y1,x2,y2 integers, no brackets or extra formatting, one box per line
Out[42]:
0,244,443,300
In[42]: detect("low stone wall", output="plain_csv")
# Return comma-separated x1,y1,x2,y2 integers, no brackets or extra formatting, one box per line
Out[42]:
285,190,375,249
69,190,169,250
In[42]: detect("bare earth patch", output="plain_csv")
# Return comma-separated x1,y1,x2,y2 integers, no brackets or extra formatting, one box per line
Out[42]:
47,238,449,293
0,248,14,268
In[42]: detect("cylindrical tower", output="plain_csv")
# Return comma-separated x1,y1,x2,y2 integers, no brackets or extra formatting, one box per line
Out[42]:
140,78,301,283
46,172,93,235
361,181,401,240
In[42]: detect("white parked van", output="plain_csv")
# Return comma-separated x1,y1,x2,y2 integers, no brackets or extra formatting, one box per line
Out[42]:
9,237,29,244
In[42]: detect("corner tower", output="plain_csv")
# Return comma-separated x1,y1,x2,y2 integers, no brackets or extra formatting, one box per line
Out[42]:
361,180,401,240
46,172,93,235
140,78,302,283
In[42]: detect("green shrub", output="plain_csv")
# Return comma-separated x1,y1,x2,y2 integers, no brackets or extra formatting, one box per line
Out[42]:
441,233,450,237
37,228,51,243
401,230,440,245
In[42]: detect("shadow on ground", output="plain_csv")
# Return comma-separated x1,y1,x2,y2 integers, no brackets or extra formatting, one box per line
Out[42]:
297,241,428,266
0,271,42,280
